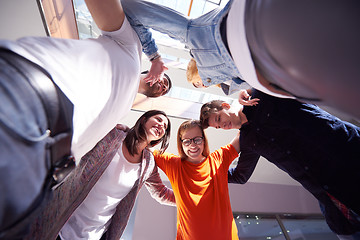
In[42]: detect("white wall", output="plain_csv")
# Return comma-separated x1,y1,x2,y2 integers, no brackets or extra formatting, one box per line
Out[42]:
0,0,47,39
131,182,177,240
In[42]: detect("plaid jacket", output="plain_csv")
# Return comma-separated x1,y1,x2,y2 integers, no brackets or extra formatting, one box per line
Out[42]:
26,127,175,240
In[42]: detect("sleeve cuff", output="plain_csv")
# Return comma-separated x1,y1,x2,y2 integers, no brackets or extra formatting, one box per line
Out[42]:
148,52,161,61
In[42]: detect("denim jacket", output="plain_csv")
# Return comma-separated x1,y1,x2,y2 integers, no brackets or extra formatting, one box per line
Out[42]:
121,0,245,95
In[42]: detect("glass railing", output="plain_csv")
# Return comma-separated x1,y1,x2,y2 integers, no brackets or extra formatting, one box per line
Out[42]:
233,213,338,240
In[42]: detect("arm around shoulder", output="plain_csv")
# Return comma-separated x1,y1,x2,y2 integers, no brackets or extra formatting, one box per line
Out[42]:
230,130,241,153
144,166,176,206
228,150,260,184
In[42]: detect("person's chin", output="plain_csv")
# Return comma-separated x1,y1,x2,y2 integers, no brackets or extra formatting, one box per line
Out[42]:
149,128,160,139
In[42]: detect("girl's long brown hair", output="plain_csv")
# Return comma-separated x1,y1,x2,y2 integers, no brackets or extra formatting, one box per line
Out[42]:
124,110,171,156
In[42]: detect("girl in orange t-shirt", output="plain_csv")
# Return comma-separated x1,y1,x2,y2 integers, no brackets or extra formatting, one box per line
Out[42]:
153,120,240,240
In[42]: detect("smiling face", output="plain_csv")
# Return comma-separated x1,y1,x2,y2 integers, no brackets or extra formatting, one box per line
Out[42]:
140,73,171,98
180,126,205,163
149,75,170,96
144,114,169,142
207,103,241,130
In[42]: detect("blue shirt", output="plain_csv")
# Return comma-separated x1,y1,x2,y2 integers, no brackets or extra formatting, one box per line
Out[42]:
228,89,360,234
121,0,245,95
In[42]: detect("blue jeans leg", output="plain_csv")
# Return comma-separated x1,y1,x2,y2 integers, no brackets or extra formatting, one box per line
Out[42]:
0,57,50,239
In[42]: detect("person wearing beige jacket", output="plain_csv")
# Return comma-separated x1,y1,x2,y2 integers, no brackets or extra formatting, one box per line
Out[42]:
26,110,175,240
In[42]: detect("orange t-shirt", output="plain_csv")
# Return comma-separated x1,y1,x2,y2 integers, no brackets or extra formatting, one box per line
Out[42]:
154,144,239,240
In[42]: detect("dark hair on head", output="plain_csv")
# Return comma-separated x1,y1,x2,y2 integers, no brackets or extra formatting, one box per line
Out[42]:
199,100,226,129
141,70,172,97
124,110,171,156
176,120,210,160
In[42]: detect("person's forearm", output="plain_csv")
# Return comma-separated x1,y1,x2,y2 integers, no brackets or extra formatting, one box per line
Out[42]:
145,166,176,206
230,131,241,153
85,0,125,32
228,151,260,184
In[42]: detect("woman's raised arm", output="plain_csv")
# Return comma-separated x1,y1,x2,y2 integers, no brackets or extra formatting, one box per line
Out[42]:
84,0,125,32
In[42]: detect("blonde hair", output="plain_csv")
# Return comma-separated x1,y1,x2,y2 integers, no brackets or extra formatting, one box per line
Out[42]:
186,58,221,89
186,58,200,84
177,120,210,160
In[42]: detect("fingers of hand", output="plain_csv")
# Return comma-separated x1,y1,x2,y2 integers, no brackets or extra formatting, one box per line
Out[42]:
248,98,260,106
239,98,259,106
145,77,155,86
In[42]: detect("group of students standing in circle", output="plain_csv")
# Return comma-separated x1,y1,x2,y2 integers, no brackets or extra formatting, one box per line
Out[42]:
1,0,359,239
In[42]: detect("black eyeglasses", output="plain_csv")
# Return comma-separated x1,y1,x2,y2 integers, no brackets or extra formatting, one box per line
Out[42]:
181,136,204,146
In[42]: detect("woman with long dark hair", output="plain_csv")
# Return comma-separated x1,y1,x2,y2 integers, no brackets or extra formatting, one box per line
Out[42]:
26,110,175,240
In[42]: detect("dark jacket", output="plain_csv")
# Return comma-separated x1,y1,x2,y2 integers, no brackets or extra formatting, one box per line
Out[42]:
228,89,360,235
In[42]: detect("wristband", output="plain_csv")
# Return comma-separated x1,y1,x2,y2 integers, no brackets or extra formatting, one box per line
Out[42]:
149,52,161,62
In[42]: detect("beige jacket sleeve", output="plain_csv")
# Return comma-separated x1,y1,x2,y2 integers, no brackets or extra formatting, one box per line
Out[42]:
144,165,176,207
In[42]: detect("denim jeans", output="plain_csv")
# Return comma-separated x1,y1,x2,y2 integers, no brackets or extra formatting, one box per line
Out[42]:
0,55,51,239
